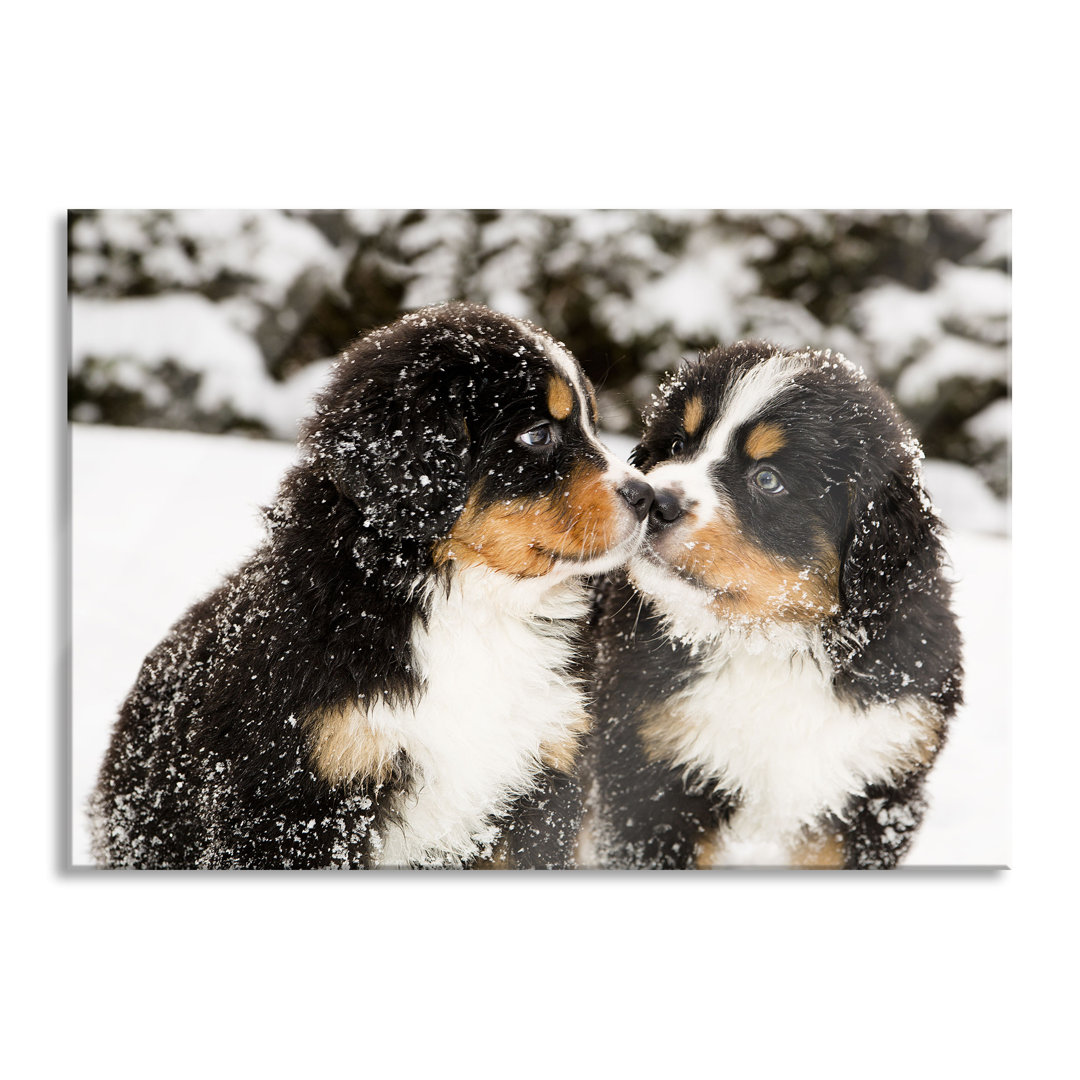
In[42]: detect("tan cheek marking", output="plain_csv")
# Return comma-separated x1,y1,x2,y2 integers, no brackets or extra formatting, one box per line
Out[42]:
745,422,786,459
547,375,574,420
557,464,624,555
434,492,558,578
304,704,402,787
683,395,705,436
434,466,622,577
662,512,840,622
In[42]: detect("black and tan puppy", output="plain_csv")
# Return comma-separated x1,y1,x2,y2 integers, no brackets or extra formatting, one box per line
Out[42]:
90,302,653,869
585,341,962,868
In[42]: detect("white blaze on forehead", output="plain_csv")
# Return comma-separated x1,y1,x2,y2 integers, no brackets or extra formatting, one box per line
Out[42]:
639,352,803,562
701,351,808,464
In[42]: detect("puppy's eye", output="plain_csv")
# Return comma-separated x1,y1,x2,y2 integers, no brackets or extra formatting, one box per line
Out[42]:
752,466,786,494
518,421,555,448
670,436,686,456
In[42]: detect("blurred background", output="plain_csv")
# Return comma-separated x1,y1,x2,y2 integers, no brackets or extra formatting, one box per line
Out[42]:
68,209,1010,526
68,209,1011,865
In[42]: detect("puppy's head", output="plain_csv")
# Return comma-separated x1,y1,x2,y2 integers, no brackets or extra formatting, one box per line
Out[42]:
301,302,651,586
627,341,941,643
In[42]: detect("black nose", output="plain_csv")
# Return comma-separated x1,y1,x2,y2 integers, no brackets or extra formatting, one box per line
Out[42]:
649,488,685,528
617,479,654,521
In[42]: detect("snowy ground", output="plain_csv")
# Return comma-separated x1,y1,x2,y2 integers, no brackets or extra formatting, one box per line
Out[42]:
70,423,1010,868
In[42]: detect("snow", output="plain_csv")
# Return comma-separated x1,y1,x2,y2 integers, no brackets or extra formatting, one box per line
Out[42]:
71,424,297,868
855,281,943,369
896,333,1007,402
904,530,1010,867
854,250,1010,385
602,227,759,346
973,212,1012,265
923,459,1010,536
935,262,1012,331
965,395,1011,445
400,210,477,309
71,294,335,438
68,210,1011,512
70,423,1009,868
71,208,347,307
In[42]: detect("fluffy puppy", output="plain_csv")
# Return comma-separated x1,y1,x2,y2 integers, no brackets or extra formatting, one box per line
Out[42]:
90,302,653,869
585,341,962,869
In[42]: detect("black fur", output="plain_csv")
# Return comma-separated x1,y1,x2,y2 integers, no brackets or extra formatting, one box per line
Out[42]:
585,570,739,868
90,303,606,870
586,343,963,869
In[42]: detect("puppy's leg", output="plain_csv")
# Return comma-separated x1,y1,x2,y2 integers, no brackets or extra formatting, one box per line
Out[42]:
496,766,585,870
590,756,730,870
839,771,931,869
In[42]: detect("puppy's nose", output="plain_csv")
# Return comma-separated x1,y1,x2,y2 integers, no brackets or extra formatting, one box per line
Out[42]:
617,478,654,521
649,488,685,528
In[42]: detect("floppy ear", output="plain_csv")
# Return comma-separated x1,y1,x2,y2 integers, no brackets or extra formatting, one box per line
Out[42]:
832,464,941,672
314,375,472,581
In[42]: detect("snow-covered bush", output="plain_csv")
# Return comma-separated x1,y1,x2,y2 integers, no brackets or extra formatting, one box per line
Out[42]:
68,209,1010,499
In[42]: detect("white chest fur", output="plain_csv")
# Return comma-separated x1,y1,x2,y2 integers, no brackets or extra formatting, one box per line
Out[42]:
369,565,589,868
654,630,937,867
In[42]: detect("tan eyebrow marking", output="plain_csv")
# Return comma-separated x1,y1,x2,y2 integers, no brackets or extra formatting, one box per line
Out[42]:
683,395,705,436
745,421,786,459
547,375,574,420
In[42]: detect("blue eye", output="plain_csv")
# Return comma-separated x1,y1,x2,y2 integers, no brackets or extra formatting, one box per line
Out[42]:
753,467,786,494
518,422,553,448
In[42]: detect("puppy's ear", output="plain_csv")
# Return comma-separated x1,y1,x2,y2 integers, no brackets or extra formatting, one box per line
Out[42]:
310,374,472,579
833,464,941,671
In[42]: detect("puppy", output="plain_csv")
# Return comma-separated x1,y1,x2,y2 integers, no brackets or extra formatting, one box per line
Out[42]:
585,341,962,868
90,302,653,869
